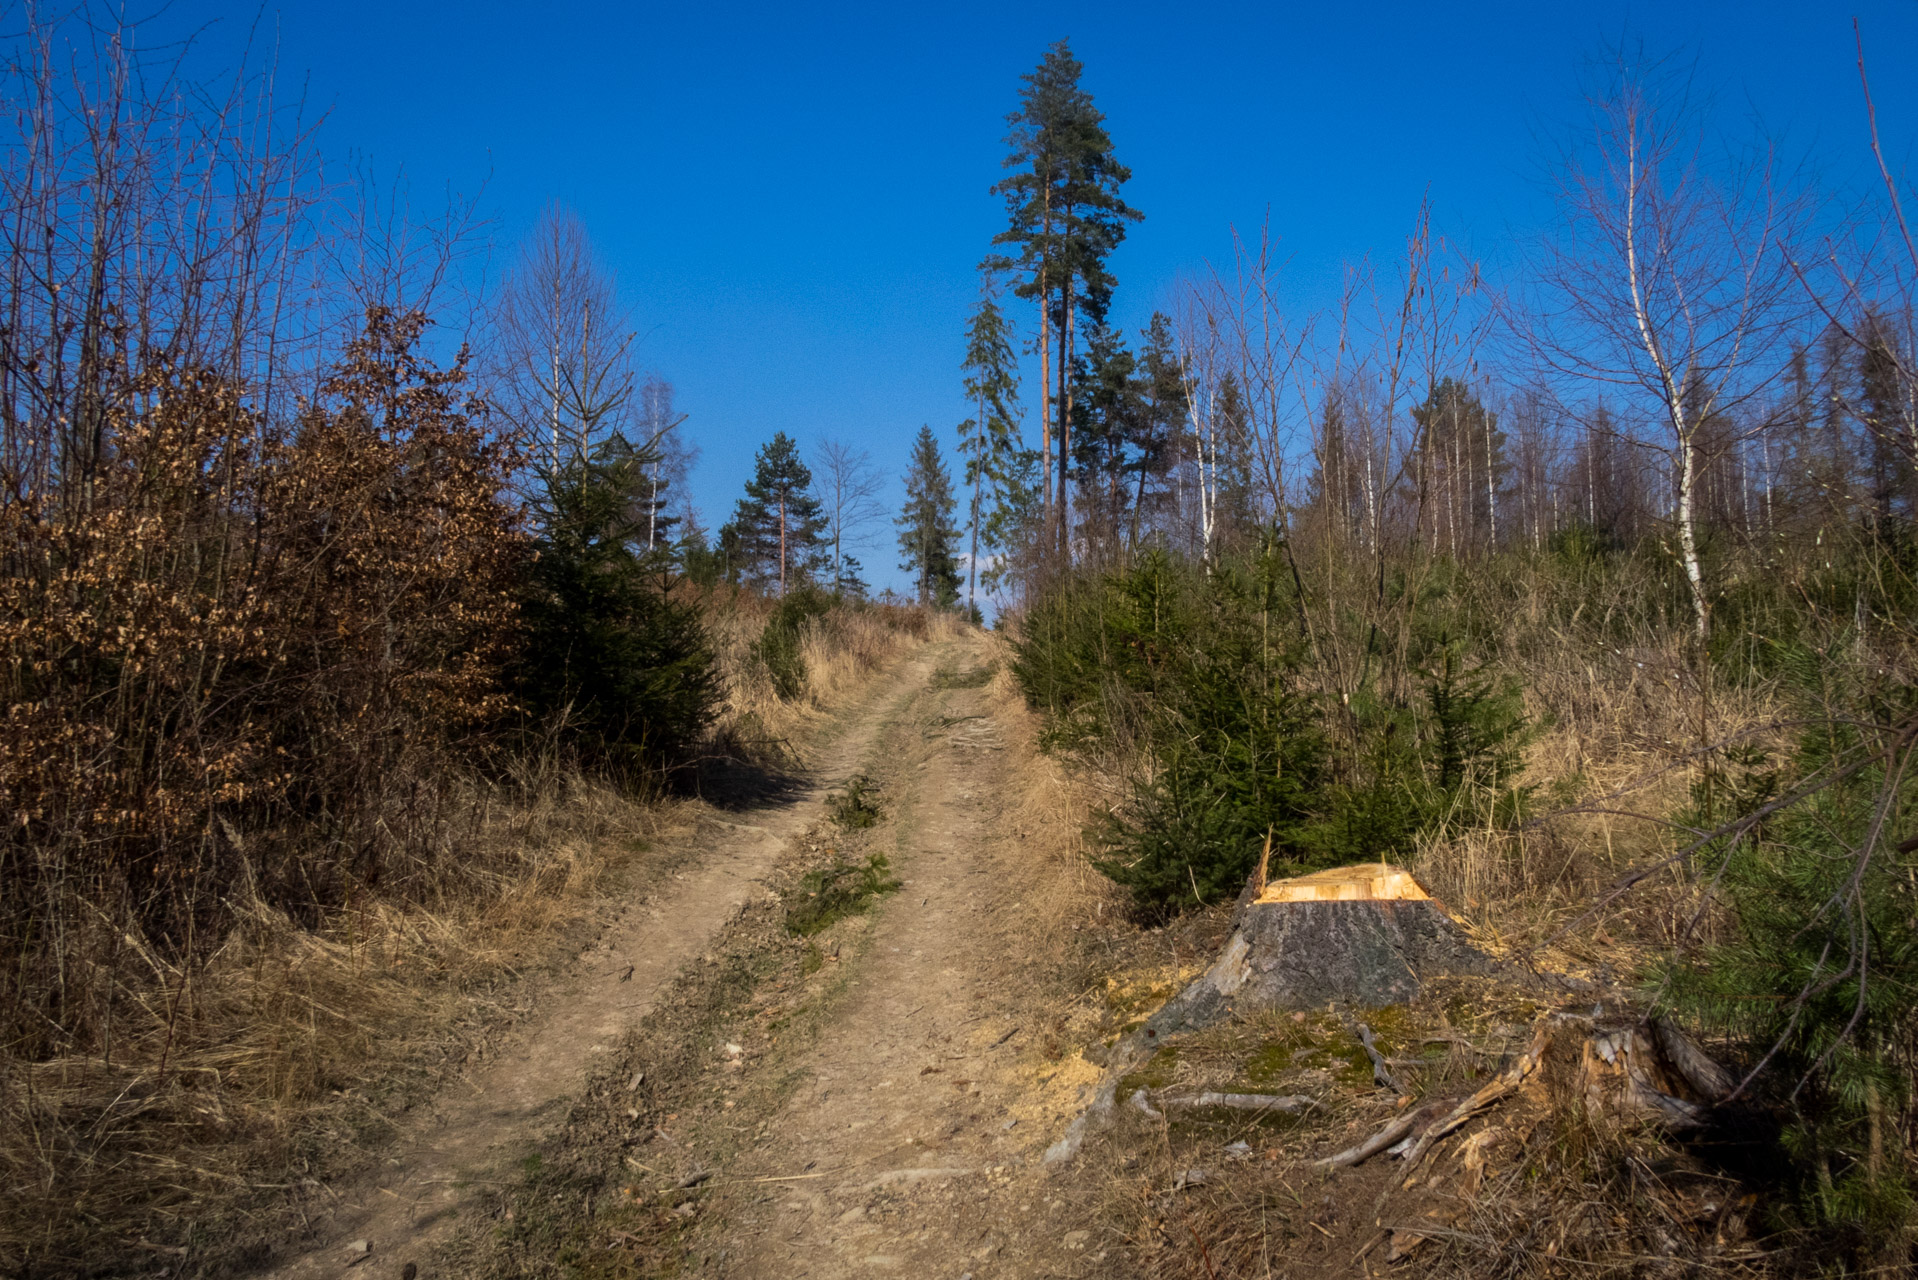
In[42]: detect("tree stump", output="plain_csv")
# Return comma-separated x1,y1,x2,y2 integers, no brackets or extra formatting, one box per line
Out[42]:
1145,864,1494,1038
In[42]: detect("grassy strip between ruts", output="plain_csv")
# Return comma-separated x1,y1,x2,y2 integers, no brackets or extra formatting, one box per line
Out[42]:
430,806,900,1279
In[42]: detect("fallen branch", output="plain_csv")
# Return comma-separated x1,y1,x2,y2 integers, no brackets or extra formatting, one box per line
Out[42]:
1352,1021,1405,1093
1312,1103,1444,1171
1398,1020,1550,1168
732,1172,833,1184
1650,1017,1734,1102
1157,1091,1318,1114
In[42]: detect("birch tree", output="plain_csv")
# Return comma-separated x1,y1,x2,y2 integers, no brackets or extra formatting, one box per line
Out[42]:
814,436,886,591
492,204,638,473
1525,49,1805,640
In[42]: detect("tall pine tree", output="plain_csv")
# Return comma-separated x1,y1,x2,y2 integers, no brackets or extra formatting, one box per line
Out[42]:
897,425,963,608
986,40,1142,565
1128,312,1186,550
731,432,826,594
957,283,1023,611
1069,320,1140,560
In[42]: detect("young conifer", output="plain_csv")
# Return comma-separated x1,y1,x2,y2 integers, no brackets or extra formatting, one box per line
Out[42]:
731,431,826,594
897,425,963,608
957,283,1023,611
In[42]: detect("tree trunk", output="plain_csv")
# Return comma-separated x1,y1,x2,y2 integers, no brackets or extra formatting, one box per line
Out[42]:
1038,281,1050,529
1129,454,1148,554
1058,268,1074,565
1142,864,1494,1039
1677,434,1707,640
968,409,982,613
549,338,561,471
1485,411,1498,549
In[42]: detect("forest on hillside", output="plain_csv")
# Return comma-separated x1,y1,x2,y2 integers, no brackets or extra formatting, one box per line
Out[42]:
961,37,1918,1267
2,3,1918,1275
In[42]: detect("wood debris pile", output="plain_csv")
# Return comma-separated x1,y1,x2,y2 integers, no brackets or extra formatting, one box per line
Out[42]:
1313,1007,1739,1262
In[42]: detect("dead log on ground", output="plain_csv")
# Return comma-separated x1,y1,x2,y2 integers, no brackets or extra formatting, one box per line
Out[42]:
1151,1090,1318,1115
1310,1010,1734,1174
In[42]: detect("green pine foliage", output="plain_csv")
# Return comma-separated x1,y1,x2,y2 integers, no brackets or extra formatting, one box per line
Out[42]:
1013,546,1534,915
784,853,902,937
751,585,834,701
1089,551,1327,909
957,282,1023,610
986,39,1143,335
1304,645,1530,865
676,519,728,587
518,437,719,780
897,425,963,608
1069,312,1184,556
985,39,1143,548
1659,644,1918,1241
827,773,885,829
731,432,827,593
833,553,870,600
979,443,1046,597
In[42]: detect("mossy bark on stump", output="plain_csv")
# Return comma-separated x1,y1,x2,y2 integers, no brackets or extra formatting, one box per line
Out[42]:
1146,864,1492,1039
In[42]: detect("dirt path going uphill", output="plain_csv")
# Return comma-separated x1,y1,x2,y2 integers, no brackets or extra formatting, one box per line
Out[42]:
247,644,959,1280
706,634,1105,1279
421,630,1121,1280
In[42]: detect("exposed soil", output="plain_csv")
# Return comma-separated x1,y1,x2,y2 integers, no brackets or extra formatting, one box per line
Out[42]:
682,637,1110,1279
229,630,1754,1280
408,630,1127,1280
240,639,1000,1280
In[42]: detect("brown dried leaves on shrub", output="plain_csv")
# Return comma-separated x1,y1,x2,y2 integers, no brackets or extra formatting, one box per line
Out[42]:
1,308,524,1059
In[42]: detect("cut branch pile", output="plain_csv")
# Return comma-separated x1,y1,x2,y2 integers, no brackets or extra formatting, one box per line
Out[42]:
1315,1010,1729,1173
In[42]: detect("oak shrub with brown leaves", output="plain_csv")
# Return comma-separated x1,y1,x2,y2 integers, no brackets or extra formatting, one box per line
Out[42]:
0,309,523,1062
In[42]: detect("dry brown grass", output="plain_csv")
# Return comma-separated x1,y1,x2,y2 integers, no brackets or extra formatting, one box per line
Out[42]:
1409,624,1788,971
0,593,960,1275
1013,562,1816,1278
700,586,967,754
0,763,674,1272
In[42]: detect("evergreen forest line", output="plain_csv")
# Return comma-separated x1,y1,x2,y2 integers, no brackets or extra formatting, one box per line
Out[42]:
960,37,1918,1266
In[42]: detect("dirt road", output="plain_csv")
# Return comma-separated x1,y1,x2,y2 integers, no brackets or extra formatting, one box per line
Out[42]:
250,641,981,1278
704,636,1104,1279
261,633,1115,1280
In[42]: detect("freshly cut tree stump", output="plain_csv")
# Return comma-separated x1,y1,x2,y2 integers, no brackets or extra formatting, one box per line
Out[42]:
1253,863,1432,903
1145,863,1493,1038
1046,864,1495,1166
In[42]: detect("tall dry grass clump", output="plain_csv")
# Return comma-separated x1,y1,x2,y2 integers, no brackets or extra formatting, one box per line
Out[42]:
0,756,670,1272
699,583,964,755
1402,546,1792,947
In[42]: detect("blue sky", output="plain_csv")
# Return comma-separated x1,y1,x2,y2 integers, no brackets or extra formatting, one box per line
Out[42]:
200,0,1918,593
